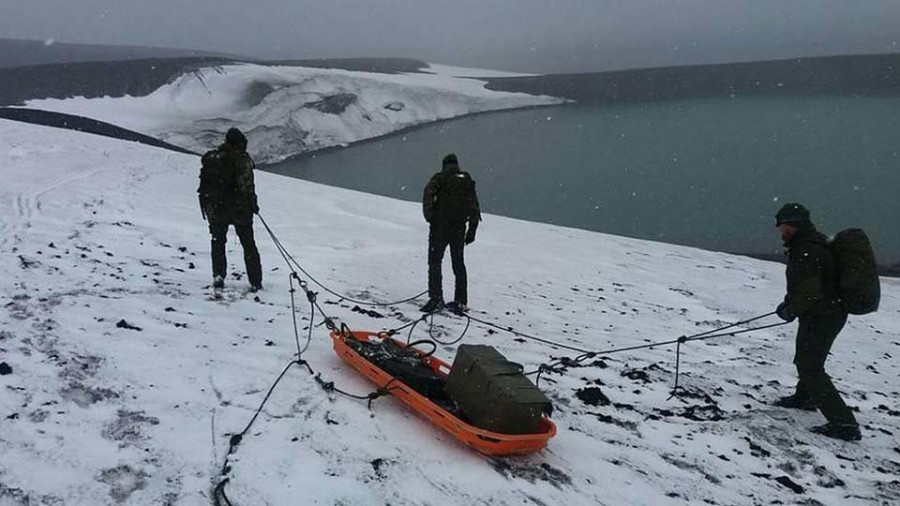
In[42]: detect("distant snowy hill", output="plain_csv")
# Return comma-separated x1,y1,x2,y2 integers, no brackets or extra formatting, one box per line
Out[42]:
20,63,563,163
1,120,898,505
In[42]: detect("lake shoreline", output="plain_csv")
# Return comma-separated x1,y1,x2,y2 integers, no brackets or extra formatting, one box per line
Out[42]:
258,102,568,169
263,97,900,267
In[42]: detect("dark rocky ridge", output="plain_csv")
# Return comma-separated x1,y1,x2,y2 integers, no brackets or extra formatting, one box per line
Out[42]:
0,38,429,75
485,53,900,103
263,57,427,74
0,38,232,68
0,108,199,156
0,58,232,106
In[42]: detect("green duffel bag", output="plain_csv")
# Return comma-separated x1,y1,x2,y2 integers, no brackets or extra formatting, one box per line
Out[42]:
446,344,553,434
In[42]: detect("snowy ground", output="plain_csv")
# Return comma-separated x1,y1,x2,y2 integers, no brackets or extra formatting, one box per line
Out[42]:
1,119,899,506
19,63,564,163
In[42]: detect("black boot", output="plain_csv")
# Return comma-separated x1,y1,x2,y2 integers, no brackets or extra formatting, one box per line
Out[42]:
773,393,817,411
445,301,467,316
420,298,444,313
810,422,861,441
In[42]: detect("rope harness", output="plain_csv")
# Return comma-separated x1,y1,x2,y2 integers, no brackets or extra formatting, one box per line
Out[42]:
258,214,428,307
213,213,789,505
214,217,412,506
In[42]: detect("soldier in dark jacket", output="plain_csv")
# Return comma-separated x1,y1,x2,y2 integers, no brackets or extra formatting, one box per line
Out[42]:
420,153,481,314
198,128,262,292
773,203,860,441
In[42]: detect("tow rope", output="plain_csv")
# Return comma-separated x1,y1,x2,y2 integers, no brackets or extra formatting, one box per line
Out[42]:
213,213,789,505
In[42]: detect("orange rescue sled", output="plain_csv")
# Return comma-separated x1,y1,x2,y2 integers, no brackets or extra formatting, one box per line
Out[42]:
331,329,556,455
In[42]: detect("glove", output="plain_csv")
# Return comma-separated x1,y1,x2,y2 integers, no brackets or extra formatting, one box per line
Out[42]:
464,226,476,245
776,301,796,322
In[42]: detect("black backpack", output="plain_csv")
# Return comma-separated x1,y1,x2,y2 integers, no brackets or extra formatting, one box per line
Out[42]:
199,148,238,206
830,228,880,315
434,172,476,223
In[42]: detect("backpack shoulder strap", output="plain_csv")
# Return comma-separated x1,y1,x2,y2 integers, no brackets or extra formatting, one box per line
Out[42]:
201,148,223,168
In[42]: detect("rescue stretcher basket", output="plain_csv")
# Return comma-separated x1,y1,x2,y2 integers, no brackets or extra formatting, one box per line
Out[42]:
330,329,556,456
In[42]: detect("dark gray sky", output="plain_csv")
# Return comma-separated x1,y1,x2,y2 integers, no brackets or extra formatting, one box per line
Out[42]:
1,0,898,72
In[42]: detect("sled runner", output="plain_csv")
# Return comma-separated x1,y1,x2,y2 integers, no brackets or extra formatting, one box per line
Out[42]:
330,329,556,455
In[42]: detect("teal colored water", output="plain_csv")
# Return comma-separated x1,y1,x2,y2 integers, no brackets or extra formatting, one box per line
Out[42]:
266,96,900,262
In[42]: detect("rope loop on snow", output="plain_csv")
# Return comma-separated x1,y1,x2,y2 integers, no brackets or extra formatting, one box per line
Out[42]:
214,216,419,506
366,381,399,410
215,216,790,505
258,213,428,307
315,374,335,393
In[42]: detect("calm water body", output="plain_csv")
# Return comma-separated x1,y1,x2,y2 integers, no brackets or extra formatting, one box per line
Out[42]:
266,96,900,262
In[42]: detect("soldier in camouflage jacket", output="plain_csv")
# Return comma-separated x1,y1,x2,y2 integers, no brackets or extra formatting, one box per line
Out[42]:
198,128,262,292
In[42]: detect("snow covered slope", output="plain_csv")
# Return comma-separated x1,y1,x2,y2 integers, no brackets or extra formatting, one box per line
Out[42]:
1,120,898,505
20,63,564,163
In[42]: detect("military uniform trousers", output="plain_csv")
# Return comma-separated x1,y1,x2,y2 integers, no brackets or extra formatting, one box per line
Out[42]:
209,213,262,287
792,312,857,425
427,223,467,305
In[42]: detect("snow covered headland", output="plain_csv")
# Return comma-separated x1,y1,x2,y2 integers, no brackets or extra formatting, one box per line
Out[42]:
2,116,900,505
19,63,563,163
